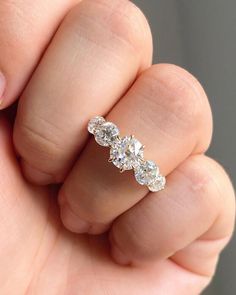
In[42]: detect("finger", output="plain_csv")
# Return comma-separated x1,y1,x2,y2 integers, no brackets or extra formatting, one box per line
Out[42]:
59,64,213,234
14,0,152,185
110,155,235,277
0,0,80,109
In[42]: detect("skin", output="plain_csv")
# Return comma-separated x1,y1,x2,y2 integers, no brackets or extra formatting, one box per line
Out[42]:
0,0,235,294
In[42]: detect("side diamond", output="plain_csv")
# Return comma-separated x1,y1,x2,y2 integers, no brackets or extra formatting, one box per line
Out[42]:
88,116,106,134
94,122,119,147
148,175,166,192
134,160,159,186
110,136,144,171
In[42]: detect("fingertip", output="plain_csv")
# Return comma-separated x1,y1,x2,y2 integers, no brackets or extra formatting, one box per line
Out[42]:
0,71,6,109
59,190,110,235
109,231,132,266
59,201,90,234
21,160,55,185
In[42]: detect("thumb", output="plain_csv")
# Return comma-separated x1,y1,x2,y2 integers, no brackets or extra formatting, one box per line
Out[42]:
0,114,51,291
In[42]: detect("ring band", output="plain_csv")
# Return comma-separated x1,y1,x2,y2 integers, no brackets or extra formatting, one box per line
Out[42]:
88,116,166,192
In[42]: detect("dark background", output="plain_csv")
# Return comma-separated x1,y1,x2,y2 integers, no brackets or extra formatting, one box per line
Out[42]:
133,1,236,294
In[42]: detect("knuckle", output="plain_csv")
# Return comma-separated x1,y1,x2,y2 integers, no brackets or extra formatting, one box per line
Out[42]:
140,64,211,130
67,0,150,53
180,156,235,211
14,121,63,167
181,157,216,197
179,155,235,238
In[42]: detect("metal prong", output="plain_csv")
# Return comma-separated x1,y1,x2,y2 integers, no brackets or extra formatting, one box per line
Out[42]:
131,135,135,139
120,168,125,173
142,145,146,149
108,157,113,163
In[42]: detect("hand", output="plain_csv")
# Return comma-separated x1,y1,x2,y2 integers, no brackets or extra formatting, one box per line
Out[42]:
0,1,235,294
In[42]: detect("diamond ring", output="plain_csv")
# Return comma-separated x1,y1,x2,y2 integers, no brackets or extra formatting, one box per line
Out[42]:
88,116,166,192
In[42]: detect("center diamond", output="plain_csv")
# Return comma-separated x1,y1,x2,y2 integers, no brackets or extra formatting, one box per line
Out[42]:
110,136,144,171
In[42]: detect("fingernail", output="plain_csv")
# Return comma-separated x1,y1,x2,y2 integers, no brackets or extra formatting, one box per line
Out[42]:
0,72,6,108
21,160,55,185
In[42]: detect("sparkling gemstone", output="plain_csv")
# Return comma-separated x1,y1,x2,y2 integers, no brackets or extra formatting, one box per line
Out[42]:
148,175,166,192
110,136,144,171
88,116,106,134
94,122,119,147
134,160,159,186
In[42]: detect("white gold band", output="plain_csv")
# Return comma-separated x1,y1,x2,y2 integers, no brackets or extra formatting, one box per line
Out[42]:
88,116,166,192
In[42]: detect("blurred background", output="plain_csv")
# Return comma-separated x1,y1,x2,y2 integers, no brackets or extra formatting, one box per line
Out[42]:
133,1,236,294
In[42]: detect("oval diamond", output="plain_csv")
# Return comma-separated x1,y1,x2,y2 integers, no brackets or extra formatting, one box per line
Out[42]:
135,160,159,186
94,122,119,147
88,116,106,134
148,175,166,192
110,136,144,171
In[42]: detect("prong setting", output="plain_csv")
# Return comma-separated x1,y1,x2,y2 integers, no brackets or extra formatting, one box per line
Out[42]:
88,116,166,192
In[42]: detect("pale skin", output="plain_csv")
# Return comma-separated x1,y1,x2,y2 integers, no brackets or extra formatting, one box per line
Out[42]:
0,0,235,294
